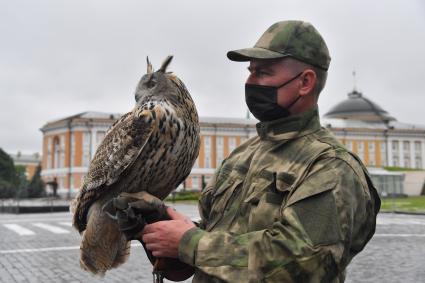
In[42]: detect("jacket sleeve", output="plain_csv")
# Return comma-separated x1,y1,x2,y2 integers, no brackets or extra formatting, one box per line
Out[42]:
178,157,380,282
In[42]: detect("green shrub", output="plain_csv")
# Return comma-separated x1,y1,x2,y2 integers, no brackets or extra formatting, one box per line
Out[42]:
0,179,15,198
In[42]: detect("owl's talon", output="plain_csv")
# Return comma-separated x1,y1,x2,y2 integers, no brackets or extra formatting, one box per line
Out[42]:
102,199,119,220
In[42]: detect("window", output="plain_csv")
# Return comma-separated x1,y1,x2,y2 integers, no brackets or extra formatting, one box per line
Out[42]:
192,176,199,190
368,142,375,152
96,131,106,149
204,136,210,147
240,137,248,144
415,141,422,153
345,140,352,151
381,142,386,152
60,136,65,168
404,156,410,168
415,157,422,169
357,141,365,162
217,136,223,147
53,136,61,169
381,142,387,166
83,132,91,167
403,141,410,152
229,137,236,153
47,137,52,169
204,136,211,168
216,137,224,167
392,140,399,151
70,175,74,190
204,176,212,186
58,177,64,189
393,156,399,167
70,133,75,167
193,157,199,168
205,156,211,168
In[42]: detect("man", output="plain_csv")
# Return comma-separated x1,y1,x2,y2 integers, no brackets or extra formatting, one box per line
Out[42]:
141,20,380,282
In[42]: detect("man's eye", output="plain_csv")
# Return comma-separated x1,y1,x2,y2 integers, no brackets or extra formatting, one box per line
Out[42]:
257,71,268,76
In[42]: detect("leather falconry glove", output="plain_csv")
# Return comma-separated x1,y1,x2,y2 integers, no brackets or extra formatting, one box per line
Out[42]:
102,191,194,282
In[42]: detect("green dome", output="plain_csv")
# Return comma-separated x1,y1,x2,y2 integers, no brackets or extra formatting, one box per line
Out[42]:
325,90,395,122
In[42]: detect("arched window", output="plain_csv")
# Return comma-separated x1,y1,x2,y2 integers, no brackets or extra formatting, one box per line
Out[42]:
53,136,61,168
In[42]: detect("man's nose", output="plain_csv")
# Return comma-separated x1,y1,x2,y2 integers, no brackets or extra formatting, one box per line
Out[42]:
246,73,258,85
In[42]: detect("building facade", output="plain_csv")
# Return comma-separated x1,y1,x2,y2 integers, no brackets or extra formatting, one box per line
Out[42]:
10,152,42,180
40,112,257,196
322,89,425,170
40,91,425,196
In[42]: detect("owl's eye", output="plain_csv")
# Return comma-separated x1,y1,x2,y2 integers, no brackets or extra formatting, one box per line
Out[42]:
146,76,157,89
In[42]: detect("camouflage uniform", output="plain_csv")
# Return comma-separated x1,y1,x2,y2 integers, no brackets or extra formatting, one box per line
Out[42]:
177,21,380,282
178,108,380,282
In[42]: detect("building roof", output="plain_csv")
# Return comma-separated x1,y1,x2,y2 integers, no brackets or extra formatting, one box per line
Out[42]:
324,89,396,122
46,111,122,124
10,152,41,165
322,117,425,131
41,111,258,132
200,116,257,127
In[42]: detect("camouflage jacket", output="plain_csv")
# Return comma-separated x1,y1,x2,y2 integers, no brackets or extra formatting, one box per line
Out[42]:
178,108,381,283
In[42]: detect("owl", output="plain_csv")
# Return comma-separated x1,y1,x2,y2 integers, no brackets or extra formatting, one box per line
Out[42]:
70,56,200,275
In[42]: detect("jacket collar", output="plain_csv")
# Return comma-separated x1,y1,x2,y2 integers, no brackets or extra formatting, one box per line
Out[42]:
256,107,321,141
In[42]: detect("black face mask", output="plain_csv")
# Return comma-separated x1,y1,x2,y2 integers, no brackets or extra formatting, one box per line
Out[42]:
245,72,303,122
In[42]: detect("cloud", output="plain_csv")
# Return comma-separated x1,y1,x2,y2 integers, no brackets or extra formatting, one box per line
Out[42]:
1,0,424,153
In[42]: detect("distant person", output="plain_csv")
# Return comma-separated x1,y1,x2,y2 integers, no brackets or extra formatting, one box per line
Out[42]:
52,177,58,197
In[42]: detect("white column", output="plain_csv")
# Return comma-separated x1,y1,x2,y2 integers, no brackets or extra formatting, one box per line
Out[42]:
91,129,96,159
387,138,393,166
398,138,404,167
410,139,415,169
422,140,425,169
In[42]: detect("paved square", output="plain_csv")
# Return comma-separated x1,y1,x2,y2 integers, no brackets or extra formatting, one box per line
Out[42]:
0,204,424,282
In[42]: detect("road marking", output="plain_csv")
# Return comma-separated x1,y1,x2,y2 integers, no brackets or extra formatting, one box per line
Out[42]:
374,233,425,237
3,224,35,236
32,223,70,234
0,242,142,254
58,222,73,227
0,218,71,224
377,219,425,226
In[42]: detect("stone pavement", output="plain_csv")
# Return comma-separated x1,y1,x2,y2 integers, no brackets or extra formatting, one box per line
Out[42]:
0,204,424,282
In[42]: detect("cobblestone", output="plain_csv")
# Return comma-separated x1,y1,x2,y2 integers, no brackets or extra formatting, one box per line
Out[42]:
0,204,424,282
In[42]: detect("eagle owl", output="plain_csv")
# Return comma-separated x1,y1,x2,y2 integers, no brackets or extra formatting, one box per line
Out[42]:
71,56,200,275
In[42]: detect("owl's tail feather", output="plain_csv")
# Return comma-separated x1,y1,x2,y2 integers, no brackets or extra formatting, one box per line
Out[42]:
71,189,98,233
79,201,130,275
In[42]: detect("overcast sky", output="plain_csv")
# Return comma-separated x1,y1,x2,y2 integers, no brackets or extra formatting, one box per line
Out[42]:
1,0,424,154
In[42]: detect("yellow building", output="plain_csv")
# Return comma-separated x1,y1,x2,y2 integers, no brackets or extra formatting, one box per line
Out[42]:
40,112,257,196
40,90,425,196
10,152,41,180
323,89,425,169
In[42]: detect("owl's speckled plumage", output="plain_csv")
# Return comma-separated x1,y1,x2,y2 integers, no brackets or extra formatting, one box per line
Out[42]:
71,56,200,275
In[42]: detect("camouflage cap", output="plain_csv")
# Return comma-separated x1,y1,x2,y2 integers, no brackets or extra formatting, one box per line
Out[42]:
227,20,331,71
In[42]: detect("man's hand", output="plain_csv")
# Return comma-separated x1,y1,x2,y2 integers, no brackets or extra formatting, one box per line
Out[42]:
142,207,196,258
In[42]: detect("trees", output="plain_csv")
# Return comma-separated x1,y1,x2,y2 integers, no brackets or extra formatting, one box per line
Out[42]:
27,164,45,198
0,148,45,198
0,148,18,198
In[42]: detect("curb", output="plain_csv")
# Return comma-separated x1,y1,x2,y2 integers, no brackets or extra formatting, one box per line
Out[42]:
0,205,70,214
379,210,425,216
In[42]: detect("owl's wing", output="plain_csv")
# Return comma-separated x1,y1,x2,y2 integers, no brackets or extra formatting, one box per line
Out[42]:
83,109,154,191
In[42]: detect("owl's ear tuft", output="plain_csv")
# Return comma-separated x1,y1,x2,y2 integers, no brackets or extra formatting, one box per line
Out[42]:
158,56,173,73
146,57,153,74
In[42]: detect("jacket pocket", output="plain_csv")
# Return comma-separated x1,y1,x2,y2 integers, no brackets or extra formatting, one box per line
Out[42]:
206,177,244,231
245,171,293,231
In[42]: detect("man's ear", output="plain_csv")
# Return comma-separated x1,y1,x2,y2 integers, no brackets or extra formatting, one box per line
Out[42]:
299,69,317,96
